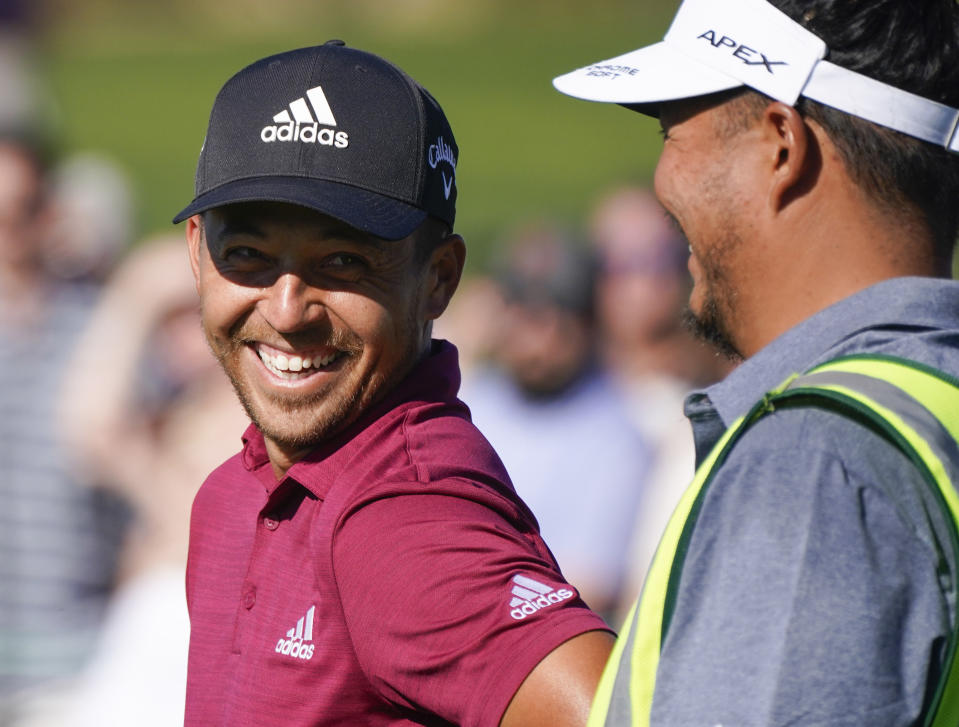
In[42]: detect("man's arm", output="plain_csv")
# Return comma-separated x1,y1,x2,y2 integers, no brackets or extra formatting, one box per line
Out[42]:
333,487,614,726
651,412,949,725
501,630,615,727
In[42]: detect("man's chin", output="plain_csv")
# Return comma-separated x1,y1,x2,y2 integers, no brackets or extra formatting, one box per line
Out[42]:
681,306,742,362
255,414,349,456
234,384,359,453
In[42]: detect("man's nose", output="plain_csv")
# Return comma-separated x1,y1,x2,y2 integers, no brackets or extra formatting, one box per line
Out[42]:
260,272,326,333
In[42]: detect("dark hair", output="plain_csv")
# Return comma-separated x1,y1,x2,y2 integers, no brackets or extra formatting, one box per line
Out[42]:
492,221,597,319
0,129,52,178
738,0,959,264
0,131,52,216
412,216,453,265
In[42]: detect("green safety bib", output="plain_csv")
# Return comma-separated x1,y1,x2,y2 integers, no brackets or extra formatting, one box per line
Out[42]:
589,354,959,727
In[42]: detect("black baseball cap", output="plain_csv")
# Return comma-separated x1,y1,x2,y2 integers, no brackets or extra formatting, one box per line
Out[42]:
173,40,459,240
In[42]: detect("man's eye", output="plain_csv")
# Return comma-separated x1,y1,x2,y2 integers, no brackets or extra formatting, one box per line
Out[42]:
325,253,366,268
223,246,267,263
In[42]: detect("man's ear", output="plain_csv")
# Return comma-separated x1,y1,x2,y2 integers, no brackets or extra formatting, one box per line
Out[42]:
185,214,204,291
424,233,466,321
761,101,816,213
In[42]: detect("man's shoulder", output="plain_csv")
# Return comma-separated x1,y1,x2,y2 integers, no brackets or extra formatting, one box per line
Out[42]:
840,329,959,379
730,326,959,462
192,450,262,515
733,402,909,467
714,400,953,556
350,395,513,493
750,331,959,463
288,394,517,518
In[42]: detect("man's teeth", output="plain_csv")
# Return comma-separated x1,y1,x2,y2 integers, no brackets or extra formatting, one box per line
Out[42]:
258,350,338,376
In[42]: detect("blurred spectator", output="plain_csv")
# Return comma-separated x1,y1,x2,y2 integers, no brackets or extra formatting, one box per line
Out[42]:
44,152,135,284
0,0,56,150
21,235,248,726
462,221,652,620
432,273,505,380
590,185,730,388
0,133,130,721
0,0,40,29
0,9,49,134
588,185,732,620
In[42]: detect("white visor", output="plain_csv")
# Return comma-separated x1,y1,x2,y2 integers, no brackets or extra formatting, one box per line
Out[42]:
553,0,959,154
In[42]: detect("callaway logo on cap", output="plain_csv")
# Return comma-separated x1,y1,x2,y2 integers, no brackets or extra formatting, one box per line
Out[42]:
173,40,459,240
552,0,959,154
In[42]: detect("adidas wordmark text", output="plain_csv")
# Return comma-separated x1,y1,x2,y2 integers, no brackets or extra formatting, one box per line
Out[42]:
261,85,349,148
508,574,574,620
276,605,316,660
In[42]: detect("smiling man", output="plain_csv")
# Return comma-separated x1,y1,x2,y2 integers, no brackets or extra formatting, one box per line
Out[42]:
553,0,959,725
174,42,613,726
190,204,436,477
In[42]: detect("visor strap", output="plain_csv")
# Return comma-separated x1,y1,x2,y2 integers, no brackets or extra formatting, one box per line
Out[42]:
802,60,959,154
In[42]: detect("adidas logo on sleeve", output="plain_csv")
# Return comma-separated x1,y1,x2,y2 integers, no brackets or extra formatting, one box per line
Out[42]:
260,86,349,148
275,605,316,660
508,574,575,621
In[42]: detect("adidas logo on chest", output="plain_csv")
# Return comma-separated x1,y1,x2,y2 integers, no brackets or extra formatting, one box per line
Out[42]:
260,86,349,148
275,605,316,660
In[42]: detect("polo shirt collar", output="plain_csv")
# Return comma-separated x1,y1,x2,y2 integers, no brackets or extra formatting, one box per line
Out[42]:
688,276,959,430
240,339,462,498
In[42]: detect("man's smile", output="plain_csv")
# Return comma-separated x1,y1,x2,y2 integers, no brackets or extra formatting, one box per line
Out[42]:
253,342,348,382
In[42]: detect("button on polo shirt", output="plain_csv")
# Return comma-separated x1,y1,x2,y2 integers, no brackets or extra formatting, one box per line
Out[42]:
184,342,610,726
241,586,255,610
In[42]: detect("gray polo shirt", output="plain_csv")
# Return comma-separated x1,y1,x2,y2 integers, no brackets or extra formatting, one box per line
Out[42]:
651,276,959,726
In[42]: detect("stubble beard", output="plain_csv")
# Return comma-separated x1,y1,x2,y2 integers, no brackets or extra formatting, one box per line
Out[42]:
682,299,741,362
681,215,745,363
212,305,427,454
213,325,371,452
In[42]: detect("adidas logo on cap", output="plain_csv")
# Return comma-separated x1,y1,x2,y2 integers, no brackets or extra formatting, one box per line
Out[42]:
508,574,575,621
260,85,349,148
275,605,316,660
173,42,459,240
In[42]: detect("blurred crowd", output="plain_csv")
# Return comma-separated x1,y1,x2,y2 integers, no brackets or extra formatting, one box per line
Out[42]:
0,117,249,727
440,189,732,624
0,11,249,725
0,11,732,724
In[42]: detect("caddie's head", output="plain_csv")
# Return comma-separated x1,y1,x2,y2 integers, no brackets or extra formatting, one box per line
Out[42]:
554,0,959,359
175,41,465,476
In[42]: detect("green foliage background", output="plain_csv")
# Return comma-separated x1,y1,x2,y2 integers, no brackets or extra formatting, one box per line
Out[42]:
34,0,676,272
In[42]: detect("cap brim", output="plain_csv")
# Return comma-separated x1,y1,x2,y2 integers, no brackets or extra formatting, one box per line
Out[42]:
172,176,427,241
552,42,741,115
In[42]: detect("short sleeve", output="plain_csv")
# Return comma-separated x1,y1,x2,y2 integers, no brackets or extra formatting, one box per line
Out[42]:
650,409,951,726
331,487,610,727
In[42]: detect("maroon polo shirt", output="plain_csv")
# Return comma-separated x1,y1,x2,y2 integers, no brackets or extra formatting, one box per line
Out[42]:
184,341,610,726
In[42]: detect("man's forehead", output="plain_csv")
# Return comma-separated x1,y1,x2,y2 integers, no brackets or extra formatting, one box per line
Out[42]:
659,88,748,129
203,202,383,245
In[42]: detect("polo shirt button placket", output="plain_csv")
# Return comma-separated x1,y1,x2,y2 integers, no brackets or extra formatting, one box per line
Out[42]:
263,516,280,531
242,585,256,610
